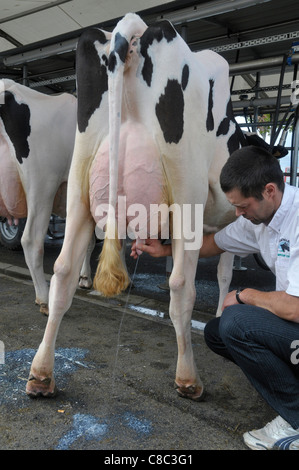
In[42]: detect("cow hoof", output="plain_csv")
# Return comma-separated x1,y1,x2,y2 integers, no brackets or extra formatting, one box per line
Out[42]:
26,374,57,398
39,303,49,316
35,300,49,316
78,276,92,289
175,383,206,402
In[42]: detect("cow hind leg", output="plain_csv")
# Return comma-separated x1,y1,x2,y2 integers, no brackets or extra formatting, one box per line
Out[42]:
26,216,95,397
169,241,204,401
21,203,53,315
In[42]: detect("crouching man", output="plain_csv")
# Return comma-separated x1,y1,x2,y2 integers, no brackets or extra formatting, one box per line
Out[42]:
131,146,299,450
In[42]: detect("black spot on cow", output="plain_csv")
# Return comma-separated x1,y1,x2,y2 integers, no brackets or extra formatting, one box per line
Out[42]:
142,20,177,46
206,79,214,132
227,131,240,155
181,64,189,91
76,28,109,133
108,52,117,74
140,20,177,87
140,52,153,88
156,79,184,144
0,91,31,164
216,116,230,136
216,100,240,155
217,99,235,136
108,33,129,73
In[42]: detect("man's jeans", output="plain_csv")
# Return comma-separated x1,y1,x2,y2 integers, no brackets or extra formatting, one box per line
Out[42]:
204,305,299,429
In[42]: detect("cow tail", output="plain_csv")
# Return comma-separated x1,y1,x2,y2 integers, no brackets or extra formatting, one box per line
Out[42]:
93,14,146,296
93,57,130,297
93,224,129,296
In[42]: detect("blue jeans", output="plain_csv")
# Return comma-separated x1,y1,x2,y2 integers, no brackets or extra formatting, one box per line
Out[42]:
204,305,299,429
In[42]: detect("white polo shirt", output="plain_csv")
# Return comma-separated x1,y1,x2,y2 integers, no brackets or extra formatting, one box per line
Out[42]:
214,183,299,296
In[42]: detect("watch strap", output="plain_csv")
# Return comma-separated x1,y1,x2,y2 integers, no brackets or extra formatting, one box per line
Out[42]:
236,287,245,304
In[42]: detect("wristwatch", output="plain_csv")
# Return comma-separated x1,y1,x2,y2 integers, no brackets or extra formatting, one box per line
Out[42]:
236,287,245,304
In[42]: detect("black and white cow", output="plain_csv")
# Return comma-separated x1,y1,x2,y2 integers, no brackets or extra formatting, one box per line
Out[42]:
26,14,238,399
0,79,95,314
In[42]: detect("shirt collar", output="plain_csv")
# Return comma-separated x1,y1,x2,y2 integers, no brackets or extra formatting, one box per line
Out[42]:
268,183,294,233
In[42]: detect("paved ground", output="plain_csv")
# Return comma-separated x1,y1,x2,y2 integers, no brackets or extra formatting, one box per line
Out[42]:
0,238,277,452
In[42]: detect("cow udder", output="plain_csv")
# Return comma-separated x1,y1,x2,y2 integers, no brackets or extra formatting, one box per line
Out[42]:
89,121,168,240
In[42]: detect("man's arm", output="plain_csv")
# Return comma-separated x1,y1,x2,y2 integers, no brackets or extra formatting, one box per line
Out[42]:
199,233,225,258
130,233,224,259
131,236,299,323
223,288,299,323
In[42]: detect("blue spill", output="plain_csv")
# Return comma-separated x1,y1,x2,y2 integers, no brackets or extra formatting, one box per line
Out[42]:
0,347,154,449
56,412,153,450
0,347,91,404
56,413,108,450
123,412,152,434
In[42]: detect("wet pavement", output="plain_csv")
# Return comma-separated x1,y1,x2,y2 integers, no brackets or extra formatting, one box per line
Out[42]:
0,238,277,452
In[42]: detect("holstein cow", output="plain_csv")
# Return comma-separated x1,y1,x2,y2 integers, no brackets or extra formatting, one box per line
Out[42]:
0,79,94,315
26,13,238,399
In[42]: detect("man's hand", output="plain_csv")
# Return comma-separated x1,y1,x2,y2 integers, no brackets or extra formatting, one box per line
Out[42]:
222,288,299,323
130,239,172,259
222,290,239,311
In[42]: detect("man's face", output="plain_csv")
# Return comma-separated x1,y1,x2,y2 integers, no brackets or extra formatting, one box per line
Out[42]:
225,186,277,225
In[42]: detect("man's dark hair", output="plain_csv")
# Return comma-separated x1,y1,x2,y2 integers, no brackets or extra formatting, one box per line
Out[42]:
220,145,285,200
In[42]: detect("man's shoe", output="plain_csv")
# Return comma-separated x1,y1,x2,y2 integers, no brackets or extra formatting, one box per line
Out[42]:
243,415,299,450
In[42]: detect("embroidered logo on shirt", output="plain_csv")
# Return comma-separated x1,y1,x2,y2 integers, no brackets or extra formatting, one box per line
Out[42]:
278,238,290,258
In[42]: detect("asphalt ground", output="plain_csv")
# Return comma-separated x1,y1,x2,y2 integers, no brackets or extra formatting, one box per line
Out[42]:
0,237,278,454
